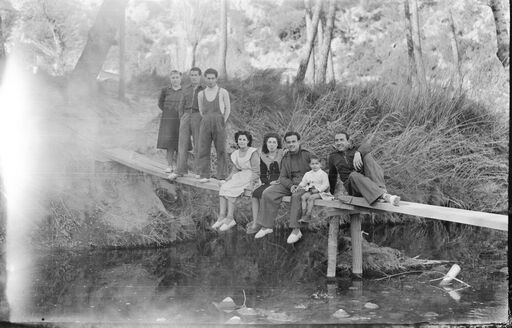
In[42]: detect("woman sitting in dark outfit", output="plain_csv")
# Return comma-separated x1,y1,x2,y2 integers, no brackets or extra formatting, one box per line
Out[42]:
246,133,284,234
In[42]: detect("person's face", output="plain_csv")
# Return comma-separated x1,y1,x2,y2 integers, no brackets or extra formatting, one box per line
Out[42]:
285,135,300,152
334,133,350,152
237,134,249,149
266,137,278,152
170,73,181,87
205,73,218,88
189,70,201,85
309,159,321,171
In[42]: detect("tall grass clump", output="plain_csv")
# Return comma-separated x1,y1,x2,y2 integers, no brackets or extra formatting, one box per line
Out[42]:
228,71,507,214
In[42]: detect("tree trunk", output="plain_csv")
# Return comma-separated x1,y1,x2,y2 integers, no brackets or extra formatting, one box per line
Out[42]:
218,0,228,79
328,48,335,84
448,9,461,87
403,0,416,84
191,40,198,67
409,0,427,89
70,0,129,95
295,0,322,84
317,0,336,84
0,14,5,83
118,5,126,100
304,4,316,84
489,0,509,67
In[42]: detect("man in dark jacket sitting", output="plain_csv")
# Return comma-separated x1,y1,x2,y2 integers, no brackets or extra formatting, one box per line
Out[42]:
254,131,312,244
328,131,400,206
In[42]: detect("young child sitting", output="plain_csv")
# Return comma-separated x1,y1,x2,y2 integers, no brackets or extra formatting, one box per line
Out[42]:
297,156,329,223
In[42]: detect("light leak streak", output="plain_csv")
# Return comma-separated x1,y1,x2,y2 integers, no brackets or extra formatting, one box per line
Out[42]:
0,57,38,321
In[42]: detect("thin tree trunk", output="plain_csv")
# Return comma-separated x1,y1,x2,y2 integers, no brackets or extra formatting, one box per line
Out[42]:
218,0,228,79
448,9,461,87
295,0,322,84
0,15,5,85
118,5,126,100
489,0,509,67
304,2,316,84
70,0,129,95
315,19,323,84
328,48,335,84
317,0,336,84
191,40,198,67
403,0,416,84
410,0,427,89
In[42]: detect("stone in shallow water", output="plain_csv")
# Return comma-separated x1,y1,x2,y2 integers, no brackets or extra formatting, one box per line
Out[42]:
332,309,350,318
424,312,439,317
226,316,242,324
237,307,258,316
364,302,379,309
267,312,294,322
212,297,237,312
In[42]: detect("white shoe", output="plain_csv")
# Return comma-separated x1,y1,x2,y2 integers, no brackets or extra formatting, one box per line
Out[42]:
167,173,179,180
254,228,273,239
211,218,225,230
199,178,210,183
218,179,226,185
287,229,302,244
382,193,400,206
165,167,172,173
219,219,236,231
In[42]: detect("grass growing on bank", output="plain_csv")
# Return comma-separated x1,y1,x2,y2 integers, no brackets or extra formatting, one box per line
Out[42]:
225,71,508,214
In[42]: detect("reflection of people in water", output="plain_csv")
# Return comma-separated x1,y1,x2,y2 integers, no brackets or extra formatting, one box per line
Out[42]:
157,70,183,173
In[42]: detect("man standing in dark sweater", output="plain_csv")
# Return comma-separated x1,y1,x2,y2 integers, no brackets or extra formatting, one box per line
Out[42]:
254,131,312,244
328,132,400,206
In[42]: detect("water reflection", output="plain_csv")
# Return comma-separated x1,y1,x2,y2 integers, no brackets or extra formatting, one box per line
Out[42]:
7,224,509,324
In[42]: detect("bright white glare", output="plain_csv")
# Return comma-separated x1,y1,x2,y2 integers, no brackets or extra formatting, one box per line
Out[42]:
0,56,37,321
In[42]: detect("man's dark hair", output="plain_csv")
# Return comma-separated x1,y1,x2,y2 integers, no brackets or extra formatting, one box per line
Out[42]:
235,130,253,147
190,67,202,75
170,70,182,76
261,132,282,154
204,68,218,77
284,131,301,141
335,131,350,140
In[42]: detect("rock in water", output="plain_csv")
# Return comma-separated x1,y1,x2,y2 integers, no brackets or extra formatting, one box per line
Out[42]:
237,307,258,316
267,312,294,322
364,302,379,310
226,316,242,324
424,312,439,317
212,297,237,312
332,309,350,318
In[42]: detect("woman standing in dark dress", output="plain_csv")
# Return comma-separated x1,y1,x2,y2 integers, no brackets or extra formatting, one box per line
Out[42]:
246,133,284,234
157,70,183,173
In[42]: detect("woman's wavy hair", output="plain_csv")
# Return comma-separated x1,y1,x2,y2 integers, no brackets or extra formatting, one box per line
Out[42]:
261,132,282,154
234,130,253,147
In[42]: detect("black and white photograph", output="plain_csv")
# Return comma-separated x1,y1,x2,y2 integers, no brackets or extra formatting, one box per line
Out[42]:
0,0,508,326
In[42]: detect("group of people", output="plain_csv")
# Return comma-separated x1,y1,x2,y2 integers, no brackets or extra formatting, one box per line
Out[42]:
157,68,400,245
157,67,230,182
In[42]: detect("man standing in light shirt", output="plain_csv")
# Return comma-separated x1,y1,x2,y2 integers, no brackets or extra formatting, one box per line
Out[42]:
169,67,204,180
197,68,231,182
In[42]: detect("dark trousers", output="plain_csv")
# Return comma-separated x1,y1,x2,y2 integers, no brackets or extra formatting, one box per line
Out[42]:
345,153,387,204
197,114,228,179
256,183,306,229
176,111,202,175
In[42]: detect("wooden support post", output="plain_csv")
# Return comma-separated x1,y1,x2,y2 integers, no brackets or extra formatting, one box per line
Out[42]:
327,215,340,278
350,214,363,277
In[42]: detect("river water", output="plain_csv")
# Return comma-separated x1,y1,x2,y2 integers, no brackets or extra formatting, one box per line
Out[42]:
6,223,508,326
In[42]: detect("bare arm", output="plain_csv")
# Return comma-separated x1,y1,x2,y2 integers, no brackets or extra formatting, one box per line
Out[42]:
318,171,330,193
222,89,231,122
197,91,204,116
248,151,260,189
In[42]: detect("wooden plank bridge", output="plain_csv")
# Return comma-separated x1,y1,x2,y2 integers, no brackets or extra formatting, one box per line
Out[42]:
101,148,508,278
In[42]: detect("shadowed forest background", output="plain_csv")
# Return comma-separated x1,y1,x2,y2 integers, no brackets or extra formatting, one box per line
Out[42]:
0,0,508,250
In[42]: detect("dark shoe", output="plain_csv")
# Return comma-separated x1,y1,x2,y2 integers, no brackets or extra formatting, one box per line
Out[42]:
246,222,260,234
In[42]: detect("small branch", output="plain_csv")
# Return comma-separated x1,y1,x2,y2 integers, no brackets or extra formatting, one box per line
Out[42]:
373,270,424,281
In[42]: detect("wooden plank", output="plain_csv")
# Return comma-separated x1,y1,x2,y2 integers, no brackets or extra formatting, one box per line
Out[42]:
339,196,508,232
101,148,508,231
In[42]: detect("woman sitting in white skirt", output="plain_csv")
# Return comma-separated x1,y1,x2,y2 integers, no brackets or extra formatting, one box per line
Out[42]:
212,131,260,231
